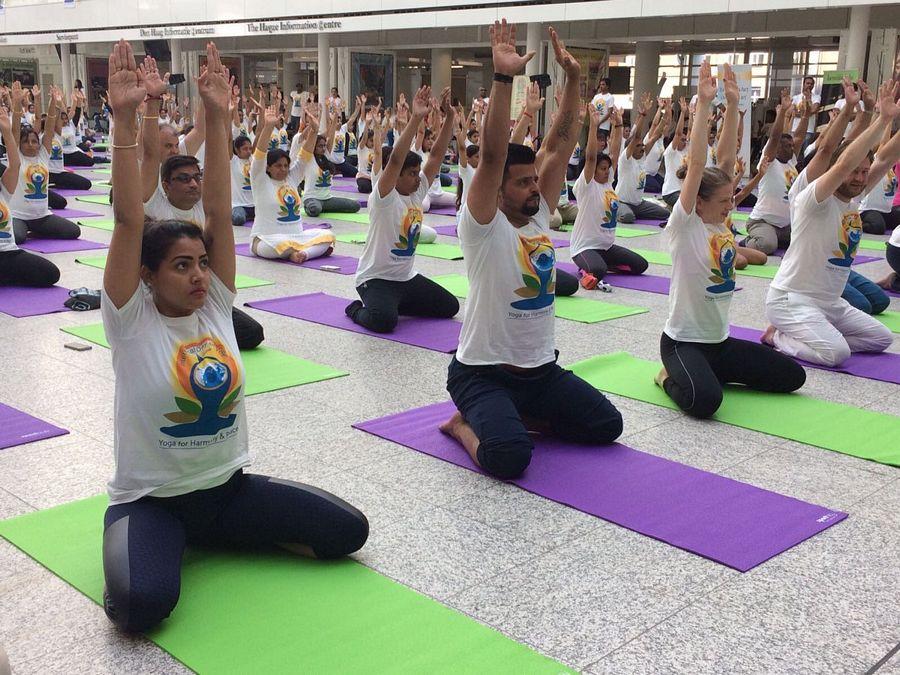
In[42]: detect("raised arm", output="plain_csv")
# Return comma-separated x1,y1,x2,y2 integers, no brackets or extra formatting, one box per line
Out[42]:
805,77,859,182
183,97,205,156
0,110,20,194
626,93,652,158
10,82,25,143
139,56,169,202
846,81,876,142
423,88,456,184
814,81,899,202
378,85,430,198
42,87,61,153
104,40,150,309
454,123,468,169
607,106,623,164
864,124,900,192
791,99,815,158
253,104,278,155
582,103,601,180
734,156,768,206
537,27,581,206
510,82,543,145
716,64,740,176
680,60,717,213
196,42,235,291
761,89,791,161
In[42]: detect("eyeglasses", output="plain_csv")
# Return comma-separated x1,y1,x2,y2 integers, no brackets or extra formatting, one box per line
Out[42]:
171,172,203,184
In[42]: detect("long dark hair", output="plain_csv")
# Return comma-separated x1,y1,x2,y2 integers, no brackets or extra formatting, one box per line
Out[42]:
315,135,336,175
141,220,206,272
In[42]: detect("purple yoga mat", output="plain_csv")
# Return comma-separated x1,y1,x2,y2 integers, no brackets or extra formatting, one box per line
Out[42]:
729,325,900,385
245,292,461,353
354,401,847,572
633,218,666,227
0,402,68,450
53,189,108,198
20,238,107,254
331,183,359,193
433,224,569,248
51,208,104,219
429,206,458,217
556,261,673,294
0,285,71,317
234,243,358,275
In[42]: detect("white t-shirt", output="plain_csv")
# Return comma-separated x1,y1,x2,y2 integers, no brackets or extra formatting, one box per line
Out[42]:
890,223,900,248
61,123,79,154
331,124,348,163
9,149,51,220
748,157,798,227
232,123,255,143
662,142,688,197
616,153,647,205
571,175,619,255
0,185,17,253
834,98,864,136
569,143,582,166
301,151,334,201
249,150,306,244
290,91,305,117
458,164,475,212
101,274,249,505
355,175,429,286
47,135,64,173
144,182,205,226
792,92,821,133
230,155,254,208
772,177,863,302
859,165,897,214
356,146,374,179
456,197,556,368
22,111,35,126
347,127,359,158
266,127,288,152
642,137,665,176
663,200,736,343
591,93,615,131
706,144,717,168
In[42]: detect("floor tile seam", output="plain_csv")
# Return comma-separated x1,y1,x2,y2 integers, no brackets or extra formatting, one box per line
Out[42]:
844,475,900,510
0,486,37,514
867,639,900,674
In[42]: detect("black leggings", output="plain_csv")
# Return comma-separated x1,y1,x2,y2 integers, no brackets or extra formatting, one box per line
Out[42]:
333,160,356,178
887,243,900,292
348,273,460,333
555,268,578,296
357,176,372,194
861,207,900,235
659,332,806,419
63,150,96,167
102,470,369,632
0,248,60,287
13,214,81,245
231,307,264,350
50,170,92,191
446,356,623,479
573,245,649,280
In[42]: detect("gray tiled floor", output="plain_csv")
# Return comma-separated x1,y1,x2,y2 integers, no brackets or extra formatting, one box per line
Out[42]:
1,183,897,673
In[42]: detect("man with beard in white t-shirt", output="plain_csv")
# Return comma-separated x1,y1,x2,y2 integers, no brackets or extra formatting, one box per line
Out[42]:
439,20,623,480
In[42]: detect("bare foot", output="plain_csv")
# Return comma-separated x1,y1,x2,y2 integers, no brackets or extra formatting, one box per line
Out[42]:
323,246,334,258
760,324,776,346
654,367,668,387
289,249,308,264
438,411,465,439
876,272,897,290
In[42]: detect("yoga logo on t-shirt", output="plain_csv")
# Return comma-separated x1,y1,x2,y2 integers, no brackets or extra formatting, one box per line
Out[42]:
276,185,302,222
267,134,279,151
636,171,646,191
602,189,619,229
512,234,556,310
885,168,897,198
706,231,737,293
50,139,63,161
241,162,252,191
315,167,333,189
828,211,862,267
391,206,424,256
783,166,798,201
0,201,10,239
161,336,242,439
24,164,49,200
333,136,345,154
572,144,582,161
348,134,357,152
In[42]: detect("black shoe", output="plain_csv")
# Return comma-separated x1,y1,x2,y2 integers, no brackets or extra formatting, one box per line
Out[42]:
345,300,362,318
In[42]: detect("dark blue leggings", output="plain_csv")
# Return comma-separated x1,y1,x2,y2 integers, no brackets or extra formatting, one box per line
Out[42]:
842,270,889,315
102,470,368,632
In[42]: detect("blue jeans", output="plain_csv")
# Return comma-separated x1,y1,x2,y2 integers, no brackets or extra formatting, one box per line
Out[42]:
842,270,889,315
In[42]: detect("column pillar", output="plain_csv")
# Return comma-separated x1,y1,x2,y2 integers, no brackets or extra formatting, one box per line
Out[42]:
282,55,300,99
430,47,452,94
633,41,661,99
843,5,870,74
866,27,896,85
526,22,541,77
60,43,73,94
770,46,795,98
318,33,331,104
169,39,183,99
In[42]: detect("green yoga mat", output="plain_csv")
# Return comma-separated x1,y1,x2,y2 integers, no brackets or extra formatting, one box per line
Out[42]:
335,233,464,260
306,211,370,224
76,195,112,205
60,324,345,395
628,248,781,279
729,211,750,222
557,224,654,238
434,274,648,324
876,310,900,333
78,218,114,231
73,255,272,289
0,496,569,674
569,351,900,467
858,239,887,252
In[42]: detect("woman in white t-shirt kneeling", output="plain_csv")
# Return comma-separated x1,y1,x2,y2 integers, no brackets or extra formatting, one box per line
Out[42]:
100,41,368,634
657,62,805,419
301,113,361,218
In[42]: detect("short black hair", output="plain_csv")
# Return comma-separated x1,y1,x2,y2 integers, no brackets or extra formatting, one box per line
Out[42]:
596,153,613,168
233,135,252,153
161,155,200,183
503,143,535,181
141,220,206,272
266,149,291,168
465,144,480,158
600,77,612,87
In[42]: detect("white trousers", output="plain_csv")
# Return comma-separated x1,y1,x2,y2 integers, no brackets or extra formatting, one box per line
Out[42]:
253,229,335,260
765,288,893,367
423,190,456,212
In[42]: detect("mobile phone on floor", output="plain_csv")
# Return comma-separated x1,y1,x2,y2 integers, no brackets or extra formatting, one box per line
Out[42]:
64,342,93,352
